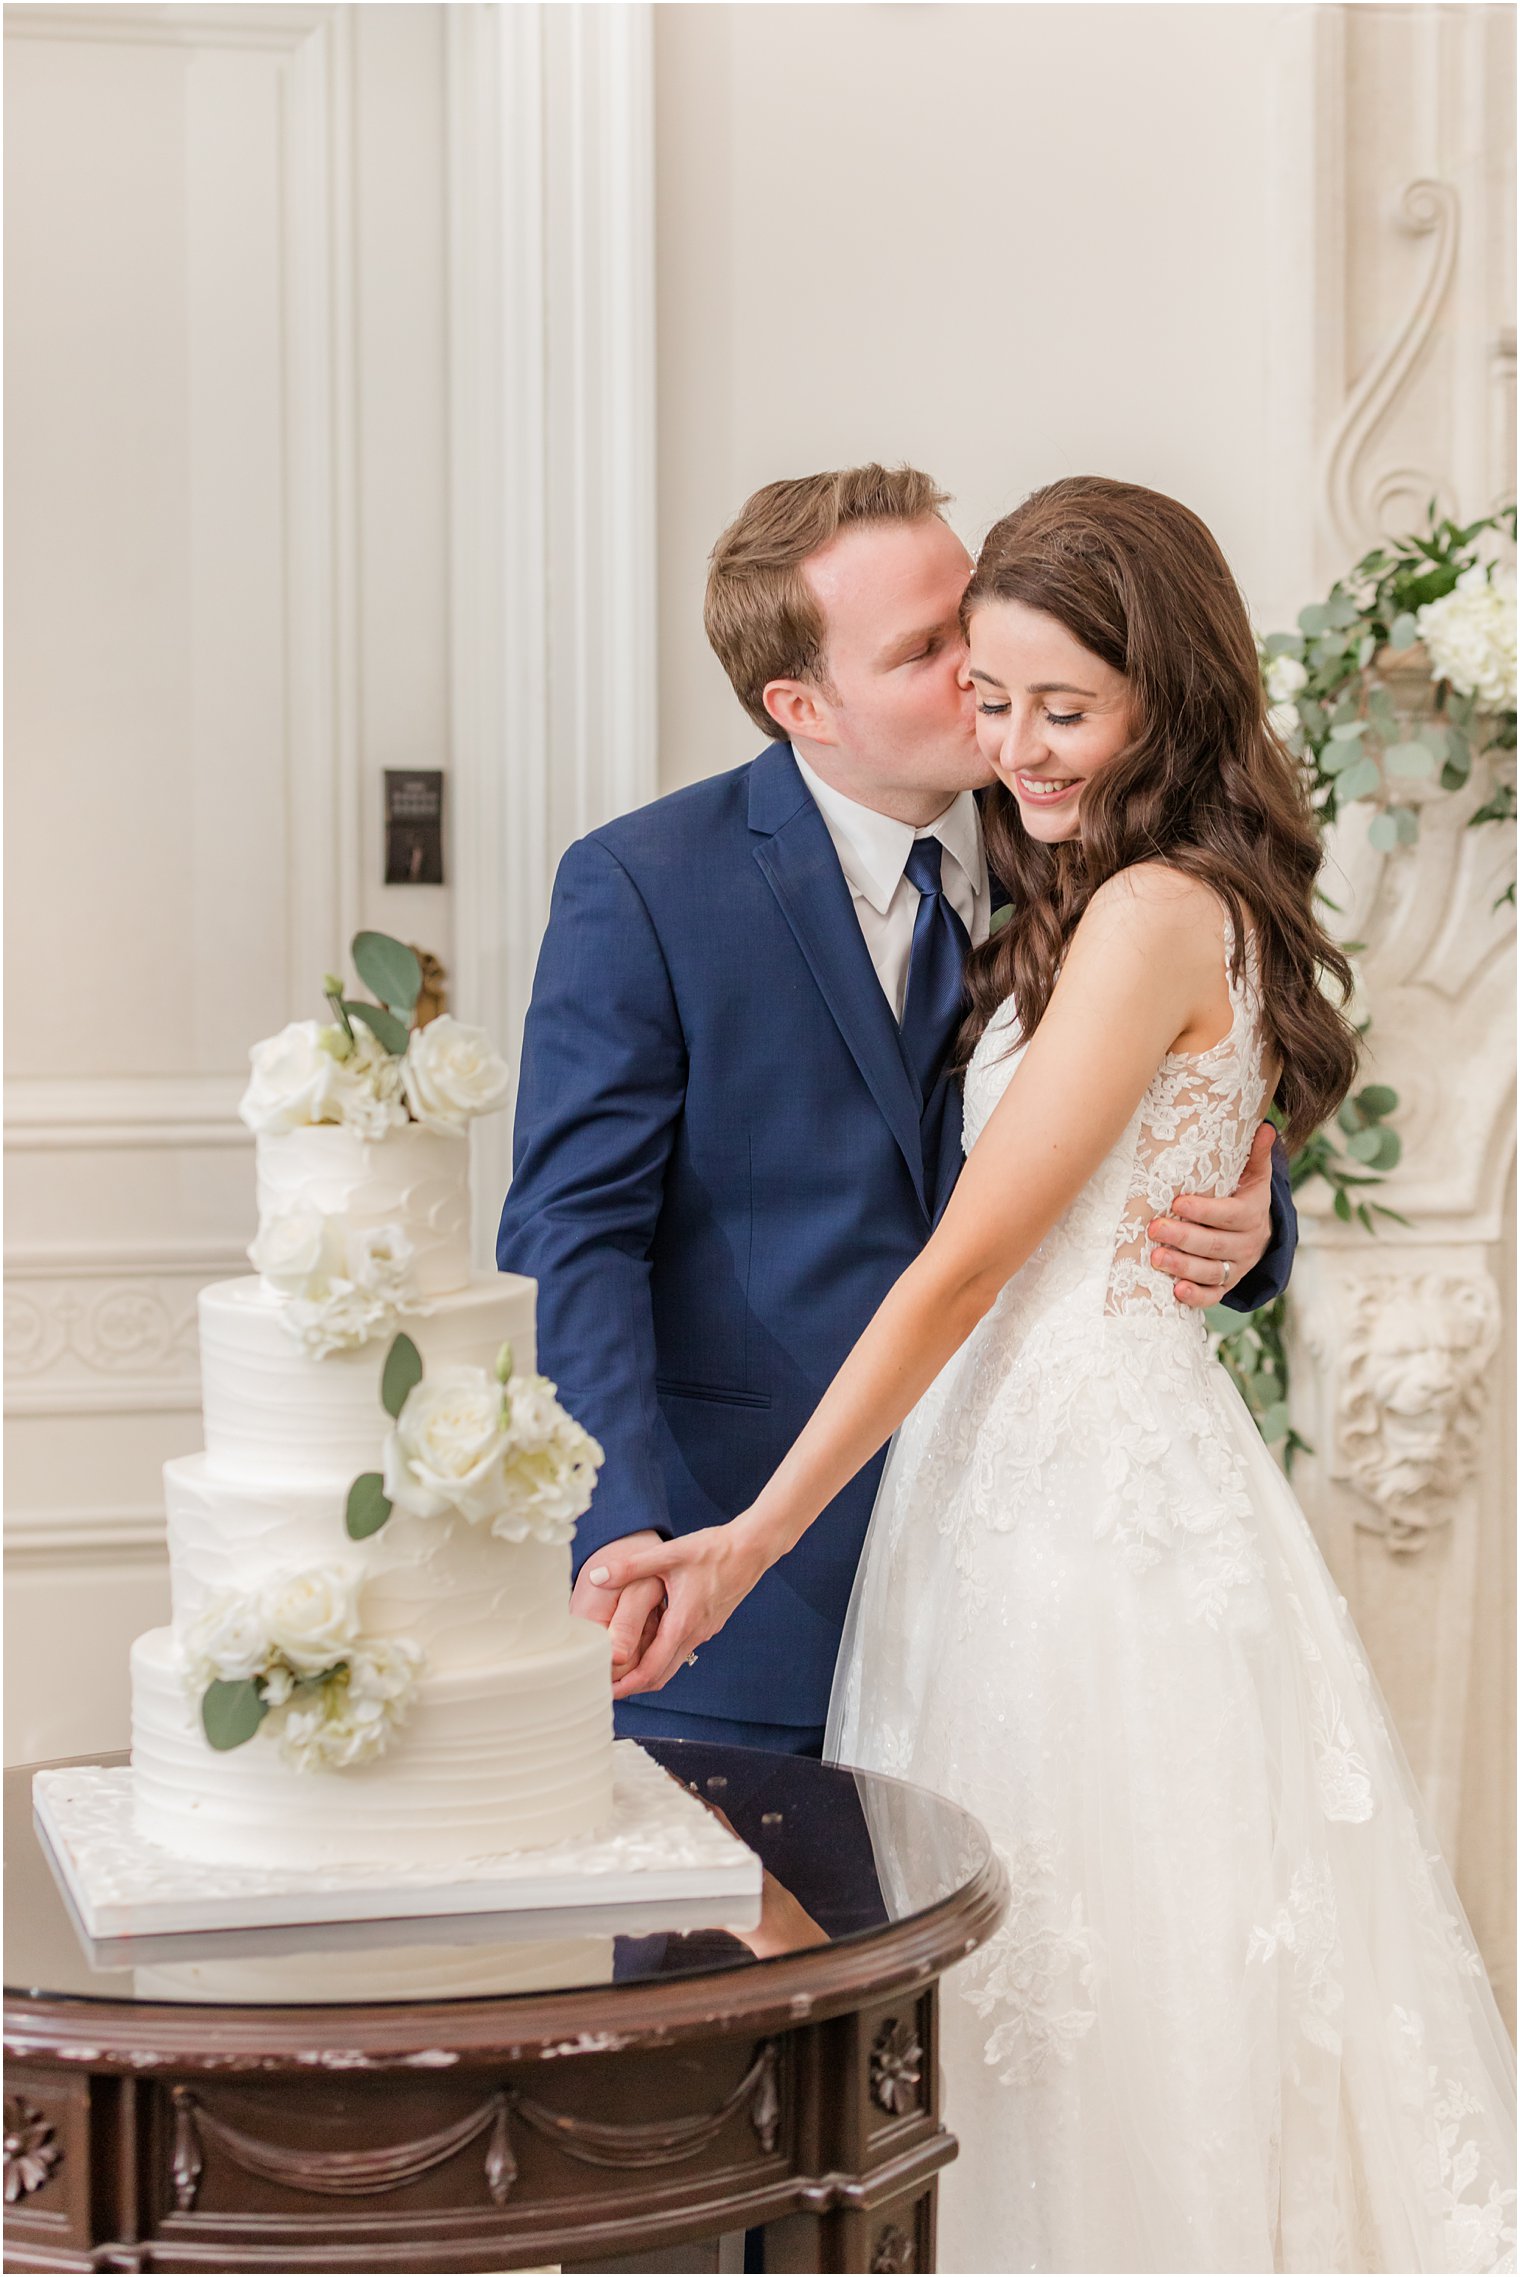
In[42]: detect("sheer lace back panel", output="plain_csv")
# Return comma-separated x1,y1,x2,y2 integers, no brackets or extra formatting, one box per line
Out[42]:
961,900,1271,1326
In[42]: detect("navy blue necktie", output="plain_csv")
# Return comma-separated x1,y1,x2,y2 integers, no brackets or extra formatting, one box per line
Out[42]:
900,836,971,1101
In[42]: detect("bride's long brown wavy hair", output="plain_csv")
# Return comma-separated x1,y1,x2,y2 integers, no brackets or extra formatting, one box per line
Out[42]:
956,476,1359,1149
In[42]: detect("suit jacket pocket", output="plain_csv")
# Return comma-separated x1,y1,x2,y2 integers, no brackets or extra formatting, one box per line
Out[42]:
656,1379,773,1410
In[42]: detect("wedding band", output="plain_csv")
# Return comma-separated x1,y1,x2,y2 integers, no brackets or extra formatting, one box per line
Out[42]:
1218,1259,1230,1285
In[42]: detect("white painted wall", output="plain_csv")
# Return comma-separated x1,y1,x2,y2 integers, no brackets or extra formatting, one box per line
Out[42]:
653,1,1322,792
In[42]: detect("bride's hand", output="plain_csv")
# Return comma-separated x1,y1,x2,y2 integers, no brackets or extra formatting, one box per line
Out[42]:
586,1519,772,1699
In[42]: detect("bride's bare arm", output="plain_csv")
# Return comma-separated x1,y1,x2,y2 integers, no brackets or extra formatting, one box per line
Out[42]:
594,868,1229,1696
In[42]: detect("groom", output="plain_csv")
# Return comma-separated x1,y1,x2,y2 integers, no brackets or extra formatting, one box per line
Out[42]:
497,464,1296,1758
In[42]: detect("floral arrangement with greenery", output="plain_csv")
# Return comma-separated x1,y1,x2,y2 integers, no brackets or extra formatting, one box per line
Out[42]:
1210,505,1516,1457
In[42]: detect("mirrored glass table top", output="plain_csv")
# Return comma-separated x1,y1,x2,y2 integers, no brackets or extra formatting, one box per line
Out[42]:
7,1741,993,2011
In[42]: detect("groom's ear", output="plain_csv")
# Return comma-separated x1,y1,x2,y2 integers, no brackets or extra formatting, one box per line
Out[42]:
762,676,838,746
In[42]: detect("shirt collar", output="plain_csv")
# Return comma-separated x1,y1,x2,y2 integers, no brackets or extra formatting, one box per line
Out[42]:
793,749,987,916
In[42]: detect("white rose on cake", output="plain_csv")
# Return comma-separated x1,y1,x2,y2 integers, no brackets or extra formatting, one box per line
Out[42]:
401,1015,511,1132
382,1367,517,1527
249,1206,333,1295
239,1021,345,1135
261,1564,360,1676
494,1371,606,1544
183,1594,271,1692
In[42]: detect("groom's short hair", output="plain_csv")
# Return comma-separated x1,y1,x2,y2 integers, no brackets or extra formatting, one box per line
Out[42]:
705,463,950,738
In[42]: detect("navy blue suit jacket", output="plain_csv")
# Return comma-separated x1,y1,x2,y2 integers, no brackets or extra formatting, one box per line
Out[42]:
498,744,1297,1728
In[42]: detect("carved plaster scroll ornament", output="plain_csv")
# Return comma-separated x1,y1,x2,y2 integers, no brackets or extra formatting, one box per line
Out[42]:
1319,178,1461,560
1337,1272,1501,1550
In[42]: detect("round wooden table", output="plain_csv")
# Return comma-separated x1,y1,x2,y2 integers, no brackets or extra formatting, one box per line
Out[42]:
5,1741,1006,2274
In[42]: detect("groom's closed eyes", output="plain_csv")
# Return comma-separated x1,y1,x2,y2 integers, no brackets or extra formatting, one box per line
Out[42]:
878,616,965,671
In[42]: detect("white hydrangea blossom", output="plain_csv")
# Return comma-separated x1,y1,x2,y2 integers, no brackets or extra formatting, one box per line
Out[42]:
494,1370,607,1544
250,1207,418,1360
274,1639,424,1772
1265,652,1308,706
1417,563,1517,710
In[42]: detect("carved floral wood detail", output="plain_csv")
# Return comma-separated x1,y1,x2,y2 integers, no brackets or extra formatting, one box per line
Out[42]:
3,2096,61,2203
870,2220,917,2273
869,2015,924,2117
169,2041,781,2211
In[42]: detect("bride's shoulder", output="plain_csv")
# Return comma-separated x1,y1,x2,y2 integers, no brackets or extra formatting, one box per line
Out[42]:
1081,862,1224,948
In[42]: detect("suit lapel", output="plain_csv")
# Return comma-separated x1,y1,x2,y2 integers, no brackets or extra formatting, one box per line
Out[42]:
749,749,929,1217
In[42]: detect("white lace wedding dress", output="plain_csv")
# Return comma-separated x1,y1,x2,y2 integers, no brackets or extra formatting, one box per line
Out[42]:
826,916,1517,2274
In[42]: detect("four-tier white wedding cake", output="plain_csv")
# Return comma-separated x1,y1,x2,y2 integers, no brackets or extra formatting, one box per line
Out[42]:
128,938,615,1874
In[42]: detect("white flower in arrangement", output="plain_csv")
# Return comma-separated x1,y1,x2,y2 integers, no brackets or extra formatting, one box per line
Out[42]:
251,1206,419,1360
494,1369,607,1544
1416,562,1517,710
248,1206,332,1295
183,1594,271,1691
1268,703,1302,743
325,1022,409,1141
275,1640,423,1772
260,1562,362,1676
381,1366,517,1528
1265,652,1308,706
379,1359,605,1545
238,1021,346,1136
402,1015,512,1133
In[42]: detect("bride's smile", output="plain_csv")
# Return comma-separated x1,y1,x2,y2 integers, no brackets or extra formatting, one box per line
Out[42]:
963,592,1134,842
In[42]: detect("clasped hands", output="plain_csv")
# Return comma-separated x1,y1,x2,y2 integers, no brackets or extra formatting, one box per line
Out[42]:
571,1121,1281,1698
573,1515,773,1700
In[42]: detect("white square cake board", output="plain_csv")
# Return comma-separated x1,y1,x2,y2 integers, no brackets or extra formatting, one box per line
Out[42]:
34,1741,763,1942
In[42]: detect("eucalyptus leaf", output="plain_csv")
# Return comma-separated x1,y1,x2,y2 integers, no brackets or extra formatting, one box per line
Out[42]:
1259,1402,1291,1444
1356,1084,1398,1119
989,902,1013,935
346,1473,393,1540
1394,805,1420,846
1327,594,1360,630
1337,1097,1367,1135
1319,740,1361,776
1346,1125,1399,1168
1367,813,1402,852
202,1677,268,1752
1387,612,1420,651
1298,603,1331,636
1357,634,1377,668
1440,759,1471,792
1263,632,1304,660
1329,720,1368,742
1337,758,1382,803
1333,1188,1352,1224
1385,741,1434,777
352,930,423,1014
345,1000,411,1057
381,1332,424,1419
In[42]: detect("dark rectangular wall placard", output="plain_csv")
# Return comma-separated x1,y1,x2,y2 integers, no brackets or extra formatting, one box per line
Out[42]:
384,770,445,885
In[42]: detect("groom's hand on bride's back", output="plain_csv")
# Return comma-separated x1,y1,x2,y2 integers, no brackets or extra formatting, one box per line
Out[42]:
1148,1120,1279,1308
571,1531,666,1678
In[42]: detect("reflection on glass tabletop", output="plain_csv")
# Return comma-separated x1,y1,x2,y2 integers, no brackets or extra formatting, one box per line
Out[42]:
7,1740,992,2009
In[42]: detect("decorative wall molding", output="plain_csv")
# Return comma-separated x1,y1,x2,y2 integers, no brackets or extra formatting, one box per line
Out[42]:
3,1077,250,1153
5,1510,167,1566
1319,177,1461,558
446,1,657,1261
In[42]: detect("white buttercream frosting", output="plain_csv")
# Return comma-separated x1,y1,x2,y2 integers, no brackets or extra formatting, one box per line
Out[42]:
253,1123,471,1302
164,1455,573,1673
197,1275,537,1482
131,1617,614,1869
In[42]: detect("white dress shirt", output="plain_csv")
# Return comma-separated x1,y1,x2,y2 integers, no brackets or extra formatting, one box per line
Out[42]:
792,750,991,1022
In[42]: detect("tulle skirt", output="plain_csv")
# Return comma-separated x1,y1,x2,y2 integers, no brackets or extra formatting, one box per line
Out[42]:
826,1309,1517,2274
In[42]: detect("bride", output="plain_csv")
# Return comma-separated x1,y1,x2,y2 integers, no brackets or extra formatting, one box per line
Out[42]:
590,476,1518,2272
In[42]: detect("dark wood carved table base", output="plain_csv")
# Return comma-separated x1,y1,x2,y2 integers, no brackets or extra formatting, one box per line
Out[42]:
5,1744,1007,2273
